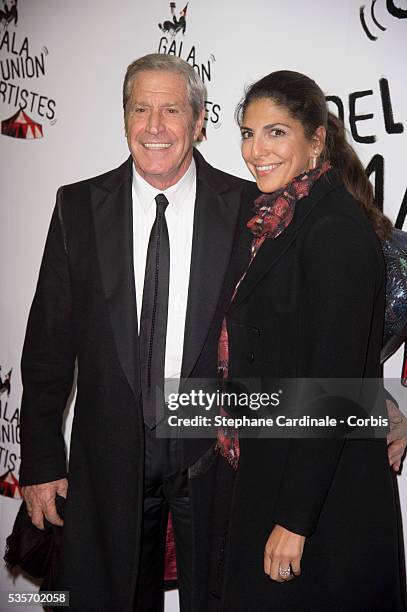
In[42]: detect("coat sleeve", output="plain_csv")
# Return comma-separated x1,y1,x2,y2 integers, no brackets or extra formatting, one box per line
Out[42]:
19,189,76,486
271,213,384,536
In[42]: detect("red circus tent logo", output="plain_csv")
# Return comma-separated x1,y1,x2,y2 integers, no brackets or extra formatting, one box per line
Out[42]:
1,109,43,139
0,470,21,499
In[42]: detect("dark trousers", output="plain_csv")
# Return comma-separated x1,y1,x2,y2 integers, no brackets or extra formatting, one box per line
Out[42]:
134,426,193,612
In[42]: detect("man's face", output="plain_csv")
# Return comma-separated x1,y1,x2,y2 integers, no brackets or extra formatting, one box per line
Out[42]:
125,70,204,190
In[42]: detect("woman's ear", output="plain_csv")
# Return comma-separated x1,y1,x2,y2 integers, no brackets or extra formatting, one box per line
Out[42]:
311,125,326,157
308,126,327,169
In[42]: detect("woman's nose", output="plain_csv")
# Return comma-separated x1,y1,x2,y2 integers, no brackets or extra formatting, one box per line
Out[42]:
250,136,269,160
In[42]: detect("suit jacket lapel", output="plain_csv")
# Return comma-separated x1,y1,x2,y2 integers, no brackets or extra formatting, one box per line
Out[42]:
180,150,245,379
230,172,341,311
90,156,140,398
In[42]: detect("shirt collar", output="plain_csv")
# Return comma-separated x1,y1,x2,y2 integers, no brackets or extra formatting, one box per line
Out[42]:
132,158,196,214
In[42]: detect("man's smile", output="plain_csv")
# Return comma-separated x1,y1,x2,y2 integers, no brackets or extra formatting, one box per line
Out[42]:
142,142,172,149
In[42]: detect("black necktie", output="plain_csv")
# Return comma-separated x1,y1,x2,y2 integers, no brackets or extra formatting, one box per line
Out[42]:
140,193,170,428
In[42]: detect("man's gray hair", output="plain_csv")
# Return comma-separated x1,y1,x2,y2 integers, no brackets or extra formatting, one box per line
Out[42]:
123,53,206,123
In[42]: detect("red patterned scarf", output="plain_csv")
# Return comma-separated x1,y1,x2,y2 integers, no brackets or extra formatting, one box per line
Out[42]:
216,162,331,469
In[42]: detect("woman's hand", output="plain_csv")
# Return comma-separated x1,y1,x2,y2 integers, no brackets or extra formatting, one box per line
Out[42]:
264,524,305,582
386,399,407,472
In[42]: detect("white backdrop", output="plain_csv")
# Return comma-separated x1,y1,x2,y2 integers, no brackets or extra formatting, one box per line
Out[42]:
0,1,406,610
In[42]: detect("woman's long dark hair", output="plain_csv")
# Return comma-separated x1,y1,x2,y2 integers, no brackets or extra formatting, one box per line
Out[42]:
236,71,392,240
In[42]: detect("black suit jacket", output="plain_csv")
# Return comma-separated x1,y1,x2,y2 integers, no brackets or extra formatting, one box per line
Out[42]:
19,148,256,611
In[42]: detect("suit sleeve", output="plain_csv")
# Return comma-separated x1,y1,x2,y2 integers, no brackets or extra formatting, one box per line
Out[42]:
271,213,383,536
19,189,76,486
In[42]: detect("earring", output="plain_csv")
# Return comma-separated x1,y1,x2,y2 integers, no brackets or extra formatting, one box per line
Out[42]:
310,150,318,170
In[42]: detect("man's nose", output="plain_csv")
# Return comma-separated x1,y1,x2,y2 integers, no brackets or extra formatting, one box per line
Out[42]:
146,109,165,134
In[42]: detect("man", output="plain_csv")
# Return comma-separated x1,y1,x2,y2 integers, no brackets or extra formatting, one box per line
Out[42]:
19,54,406,612
19,53,254,612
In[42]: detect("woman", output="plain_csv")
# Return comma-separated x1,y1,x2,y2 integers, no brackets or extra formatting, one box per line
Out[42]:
209,71,406,611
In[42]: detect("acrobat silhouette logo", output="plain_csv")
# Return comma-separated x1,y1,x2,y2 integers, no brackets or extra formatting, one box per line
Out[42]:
360,0,407,41
0,366,12,397
159,2,188,36
0,0,17,30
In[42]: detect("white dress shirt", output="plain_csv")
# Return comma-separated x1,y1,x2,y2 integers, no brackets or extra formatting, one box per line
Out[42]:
132,159,196,379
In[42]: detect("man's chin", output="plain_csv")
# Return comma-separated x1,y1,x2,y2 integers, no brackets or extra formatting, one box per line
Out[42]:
135,165,181,189
132,150,193,188
137,165,172,179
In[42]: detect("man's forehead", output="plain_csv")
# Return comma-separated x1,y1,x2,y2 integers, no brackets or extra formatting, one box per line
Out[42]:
131,70,188,99
131,89,187,104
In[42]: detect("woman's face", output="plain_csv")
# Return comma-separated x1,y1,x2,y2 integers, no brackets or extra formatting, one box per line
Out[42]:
240,98,322,193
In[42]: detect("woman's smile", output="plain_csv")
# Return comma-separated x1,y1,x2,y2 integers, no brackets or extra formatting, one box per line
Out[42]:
254,162,284,176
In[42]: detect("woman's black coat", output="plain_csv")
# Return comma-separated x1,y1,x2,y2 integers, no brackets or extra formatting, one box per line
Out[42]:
200,172,406,612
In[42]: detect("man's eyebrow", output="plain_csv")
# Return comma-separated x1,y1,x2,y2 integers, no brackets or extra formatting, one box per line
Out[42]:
131,101,182,108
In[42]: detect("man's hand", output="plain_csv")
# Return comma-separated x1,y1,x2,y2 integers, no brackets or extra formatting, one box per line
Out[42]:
22,478,68,530
264,524,305,582
387,400,407,472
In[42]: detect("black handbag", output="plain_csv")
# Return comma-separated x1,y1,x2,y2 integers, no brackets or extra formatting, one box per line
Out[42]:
381,228,407,385
4,494,65,591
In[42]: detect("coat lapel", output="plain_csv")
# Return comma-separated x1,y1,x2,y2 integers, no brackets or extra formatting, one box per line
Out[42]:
90,156,140,398
90,150,253,390
230,172,341,311
180,150,245,379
